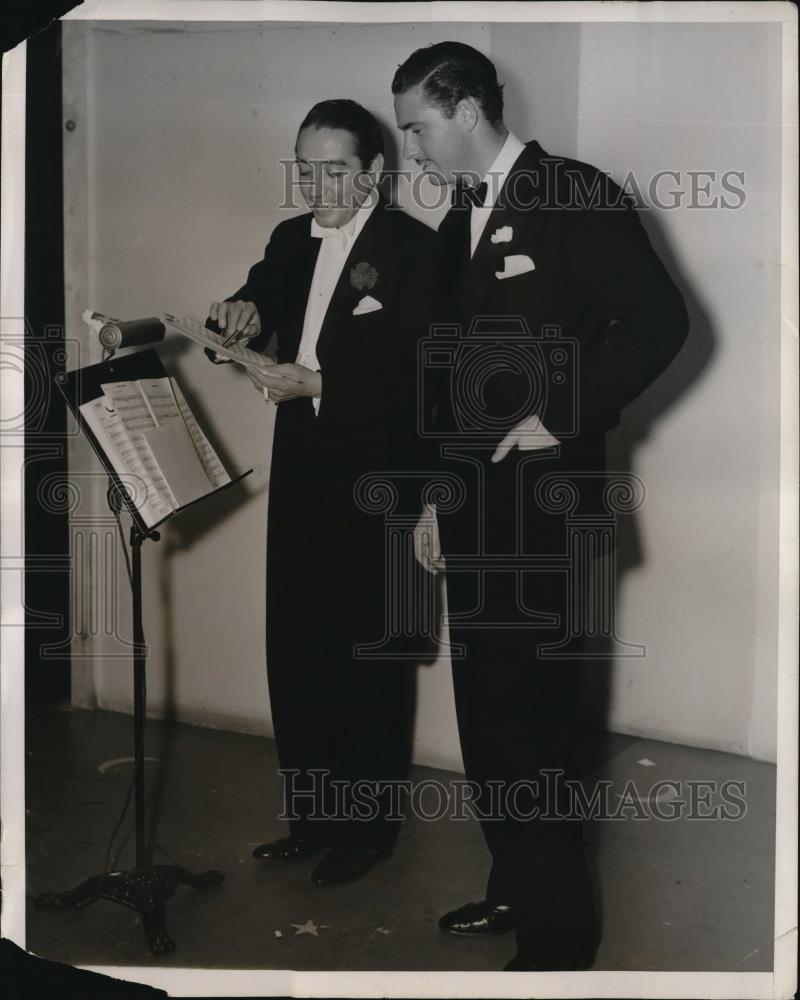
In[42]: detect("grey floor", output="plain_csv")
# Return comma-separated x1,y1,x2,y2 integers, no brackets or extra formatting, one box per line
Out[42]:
25,704,775,972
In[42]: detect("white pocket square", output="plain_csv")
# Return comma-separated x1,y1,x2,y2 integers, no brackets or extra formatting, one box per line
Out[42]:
353,294,382,315
495,254,536,280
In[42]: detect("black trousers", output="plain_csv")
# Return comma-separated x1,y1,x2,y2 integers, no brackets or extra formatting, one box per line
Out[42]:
438,441,602,957
265,399,415,851
265,630,414,851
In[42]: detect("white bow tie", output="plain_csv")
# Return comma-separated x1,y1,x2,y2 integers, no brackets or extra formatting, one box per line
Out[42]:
310,216,357,243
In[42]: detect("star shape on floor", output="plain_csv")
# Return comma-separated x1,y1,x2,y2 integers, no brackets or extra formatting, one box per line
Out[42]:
291,920,319,936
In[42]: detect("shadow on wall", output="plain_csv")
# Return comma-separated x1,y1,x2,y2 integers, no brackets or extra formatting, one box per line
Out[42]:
576,202,715,939
580,204,716,768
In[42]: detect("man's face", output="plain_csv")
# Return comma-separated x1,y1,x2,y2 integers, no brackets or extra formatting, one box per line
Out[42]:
394,84,469,186
295,126,374,229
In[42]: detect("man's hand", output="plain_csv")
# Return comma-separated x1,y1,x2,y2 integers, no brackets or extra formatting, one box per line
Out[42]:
245,362,276,394
246,362,321,403
413,503,445,574
491,414,561,463
209,300,261,345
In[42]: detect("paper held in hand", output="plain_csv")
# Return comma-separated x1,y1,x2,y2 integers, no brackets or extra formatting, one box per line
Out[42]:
161,313,274,370
79,375,231,529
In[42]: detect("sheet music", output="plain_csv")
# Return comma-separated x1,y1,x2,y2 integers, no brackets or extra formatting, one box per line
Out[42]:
100,381,179,511
100,380,157,430
139,377,182,425
169,381,231,488
79,372,233,528
78,396,173,528
161,313,274,370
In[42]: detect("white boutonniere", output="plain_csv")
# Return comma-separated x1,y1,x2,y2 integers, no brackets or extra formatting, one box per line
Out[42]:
490,225,514,244
353,294,382,316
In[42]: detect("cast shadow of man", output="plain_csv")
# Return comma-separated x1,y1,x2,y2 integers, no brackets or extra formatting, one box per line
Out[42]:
573,209,716,936
578,212,716,754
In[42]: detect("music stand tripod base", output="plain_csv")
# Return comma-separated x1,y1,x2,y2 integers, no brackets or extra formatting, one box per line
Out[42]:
43,355,249,955
34,866,224,955
33,507,225,954
34,518,224,955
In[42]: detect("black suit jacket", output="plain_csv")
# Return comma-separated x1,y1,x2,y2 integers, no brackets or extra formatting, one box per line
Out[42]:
437,140,689,442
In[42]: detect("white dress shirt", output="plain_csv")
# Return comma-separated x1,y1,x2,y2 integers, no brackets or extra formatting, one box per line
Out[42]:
468,132,560,449
470,131,526,257
296,197,377,414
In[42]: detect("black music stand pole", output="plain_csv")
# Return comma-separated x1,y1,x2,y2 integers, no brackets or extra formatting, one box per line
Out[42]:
33,356,251,955
131,521,147,873
105,477,158,871
35,495,225,954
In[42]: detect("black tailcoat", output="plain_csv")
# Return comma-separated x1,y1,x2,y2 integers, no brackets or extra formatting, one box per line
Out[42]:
226,200,439,848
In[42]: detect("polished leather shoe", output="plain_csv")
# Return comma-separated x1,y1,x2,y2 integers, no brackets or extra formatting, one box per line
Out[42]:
310,846,389,886
504,950,595,971
438,899,515,935
252,835,323,862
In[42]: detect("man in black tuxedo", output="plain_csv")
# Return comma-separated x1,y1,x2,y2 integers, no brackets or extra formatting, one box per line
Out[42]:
207,100,438,886
393,43,689,969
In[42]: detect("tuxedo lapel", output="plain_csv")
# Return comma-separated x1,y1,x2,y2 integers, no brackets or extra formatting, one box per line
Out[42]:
460,201,535,323
316,198,394,348
451,141,547,324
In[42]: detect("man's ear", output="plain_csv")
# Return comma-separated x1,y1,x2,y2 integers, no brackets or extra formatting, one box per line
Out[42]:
367,152,385,180
456,97,480,132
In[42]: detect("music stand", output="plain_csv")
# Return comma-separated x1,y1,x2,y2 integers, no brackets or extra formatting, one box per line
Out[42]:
34,349,251,954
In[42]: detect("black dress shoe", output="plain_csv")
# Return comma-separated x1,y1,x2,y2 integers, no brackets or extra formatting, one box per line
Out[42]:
310,847,389,886
251,835,323,862
438,900,515,935
504,950,595,971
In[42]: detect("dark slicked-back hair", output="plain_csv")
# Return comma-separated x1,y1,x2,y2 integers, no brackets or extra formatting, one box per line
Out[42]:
297,99,384,168
391,42,504,129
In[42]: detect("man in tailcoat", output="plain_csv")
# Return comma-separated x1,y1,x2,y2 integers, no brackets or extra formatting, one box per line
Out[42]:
393,42,689,970
208,99,438,886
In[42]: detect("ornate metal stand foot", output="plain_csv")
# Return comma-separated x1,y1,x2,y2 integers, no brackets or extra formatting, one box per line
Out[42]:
34,865,224,955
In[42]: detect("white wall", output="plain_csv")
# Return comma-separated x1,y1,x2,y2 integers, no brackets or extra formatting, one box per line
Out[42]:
64,19,782,766
573,22,781,761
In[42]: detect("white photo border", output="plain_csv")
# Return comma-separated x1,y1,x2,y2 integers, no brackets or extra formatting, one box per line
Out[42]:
1,2,797,998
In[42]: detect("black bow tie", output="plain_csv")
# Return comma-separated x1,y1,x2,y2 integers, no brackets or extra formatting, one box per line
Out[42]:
452,180,488,209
